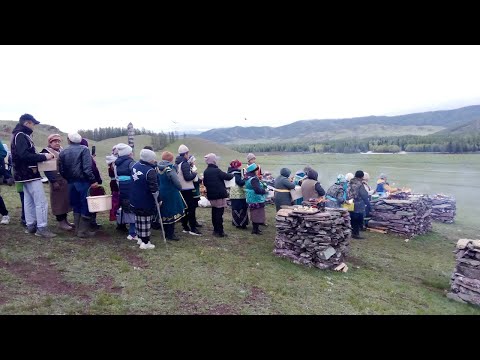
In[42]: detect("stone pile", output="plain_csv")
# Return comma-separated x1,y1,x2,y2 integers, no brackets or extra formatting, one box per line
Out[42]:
429,194,456,223
274,207,351,270
368,194,432,238
447,239,480,307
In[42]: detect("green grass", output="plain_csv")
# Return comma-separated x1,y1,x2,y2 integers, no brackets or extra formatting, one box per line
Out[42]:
0,183,479,314
1,132,479,314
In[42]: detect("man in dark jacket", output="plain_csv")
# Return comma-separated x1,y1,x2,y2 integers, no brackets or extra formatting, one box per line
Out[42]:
347,170,372,239
59,133,99,238
175,144,201,235
80,138,103,229
11,114,56,238
203,153,234,237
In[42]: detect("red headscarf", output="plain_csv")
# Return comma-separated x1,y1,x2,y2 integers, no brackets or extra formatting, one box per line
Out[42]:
230,160,242,169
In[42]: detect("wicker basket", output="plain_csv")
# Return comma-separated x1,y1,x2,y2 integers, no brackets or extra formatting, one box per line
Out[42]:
86,186,112,213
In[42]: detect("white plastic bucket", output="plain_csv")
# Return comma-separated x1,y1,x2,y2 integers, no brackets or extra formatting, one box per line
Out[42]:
37,159,57,172
86,186,112,212
87,195,112,213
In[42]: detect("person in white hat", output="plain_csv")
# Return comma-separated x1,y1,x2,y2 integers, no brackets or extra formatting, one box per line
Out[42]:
59,133,99,238
130,149,159,249
175,144,201,235
106,146,120,226
114,143,138,242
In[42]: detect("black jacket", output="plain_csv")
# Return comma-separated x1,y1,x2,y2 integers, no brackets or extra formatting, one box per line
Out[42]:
59,143,96,184
203,164,234,200
11,123,49,182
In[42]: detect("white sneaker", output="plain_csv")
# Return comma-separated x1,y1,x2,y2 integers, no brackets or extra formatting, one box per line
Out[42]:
0,215,10,225
127,234,139,241
137,238,143,245
139,241,155,250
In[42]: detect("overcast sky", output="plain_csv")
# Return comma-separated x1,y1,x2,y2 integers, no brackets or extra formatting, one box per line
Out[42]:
1,45,480,134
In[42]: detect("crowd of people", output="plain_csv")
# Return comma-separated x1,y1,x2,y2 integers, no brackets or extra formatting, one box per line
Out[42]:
0,113,405,247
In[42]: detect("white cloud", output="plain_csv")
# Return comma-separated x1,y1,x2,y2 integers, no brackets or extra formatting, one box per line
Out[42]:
1,45,480,133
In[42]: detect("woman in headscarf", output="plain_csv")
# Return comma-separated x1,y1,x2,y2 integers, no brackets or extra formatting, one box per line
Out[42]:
106,145,120,224
114,143,137,241
40,134,74,231
227,159,249,229
157,151,186,241
273,167,295,211
203,153,234,237
325,174,348,208
301,169,325,202
244,163,267,235
292,167,309,205
187,155,203,229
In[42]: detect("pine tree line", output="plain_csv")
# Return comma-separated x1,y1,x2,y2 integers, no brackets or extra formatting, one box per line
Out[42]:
78,126,179,151
231,134,480,153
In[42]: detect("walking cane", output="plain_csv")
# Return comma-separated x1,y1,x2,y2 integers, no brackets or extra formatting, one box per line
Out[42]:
153,193,167,248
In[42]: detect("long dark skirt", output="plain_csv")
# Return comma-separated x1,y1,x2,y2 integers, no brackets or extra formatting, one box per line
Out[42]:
231,198,249,227
249,204,266,224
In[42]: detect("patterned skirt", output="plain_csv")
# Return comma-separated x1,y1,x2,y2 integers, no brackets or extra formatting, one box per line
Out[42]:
135,215,152,238
231,199,249,227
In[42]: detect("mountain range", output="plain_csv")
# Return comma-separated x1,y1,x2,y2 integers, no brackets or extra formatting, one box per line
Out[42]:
197,105,480,144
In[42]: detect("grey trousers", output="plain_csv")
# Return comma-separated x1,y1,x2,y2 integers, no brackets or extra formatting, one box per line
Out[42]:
23,180,49,228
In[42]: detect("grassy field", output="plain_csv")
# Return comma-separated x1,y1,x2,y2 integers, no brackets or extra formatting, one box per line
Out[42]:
1,135,479,314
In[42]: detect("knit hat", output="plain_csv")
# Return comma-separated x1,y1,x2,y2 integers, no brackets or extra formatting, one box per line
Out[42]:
379,173,387,180
187,155,196,164
80,138,89,147
48,134,61,143
246,153,256,162
140,149,156,163
363,172,370,181
204,153,217,165
178,144,189,155
307,169,318,181
280,168,291,177
106,155,117,165
246,163,258,173
161,151,174,162
67,133,82,144
345,173,354,181
336,174,346,183
303,166,313,174
19,113,40,125
355,170,364,178
117,143,133,157
230,160,242,169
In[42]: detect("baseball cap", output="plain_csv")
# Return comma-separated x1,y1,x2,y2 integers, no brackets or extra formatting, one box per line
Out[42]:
19,113,40,125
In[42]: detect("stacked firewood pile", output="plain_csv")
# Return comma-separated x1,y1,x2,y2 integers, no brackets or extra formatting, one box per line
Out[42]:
428,194,456,223
274,207,351,270
368,194,432,237
447,239,480,307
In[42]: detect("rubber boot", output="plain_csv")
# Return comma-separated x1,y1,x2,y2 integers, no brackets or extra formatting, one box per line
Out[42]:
73,213,81,236
77,216,96,238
